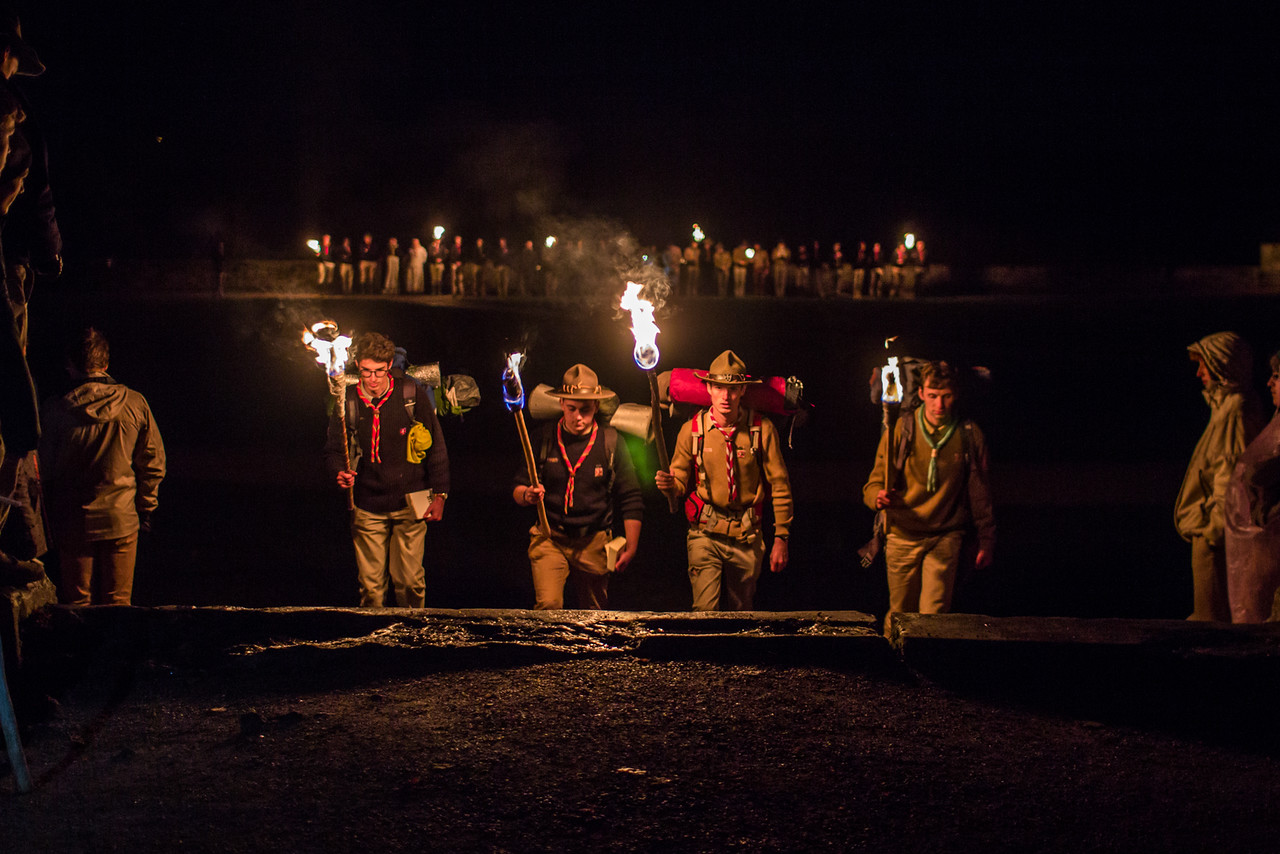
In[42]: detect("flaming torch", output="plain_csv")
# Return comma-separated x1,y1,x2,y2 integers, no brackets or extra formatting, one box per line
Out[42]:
503,352,551,536
620,281,678,512
303,320,355,509
880,337,903,490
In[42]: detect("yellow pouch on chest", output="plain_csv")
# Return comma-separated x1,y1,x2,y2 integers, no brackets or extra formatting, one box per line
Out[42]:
406,422,433,462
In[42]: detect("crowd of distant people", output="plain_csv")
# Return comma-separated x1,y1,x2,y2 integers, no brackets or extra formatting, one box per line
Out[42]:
312,232,931,299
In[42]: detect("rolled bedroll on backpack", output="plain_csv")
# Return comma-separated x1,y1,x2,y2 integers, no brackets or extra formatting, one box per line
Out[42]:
662,368,802,415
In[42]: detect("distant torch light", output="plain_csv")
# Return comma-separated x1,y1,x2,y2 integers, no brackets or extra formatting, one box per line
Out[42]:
746,248,755,260
545,236,557,249
307,239,321,255
904,233,916,250
692,224,705,243
433,226,445,240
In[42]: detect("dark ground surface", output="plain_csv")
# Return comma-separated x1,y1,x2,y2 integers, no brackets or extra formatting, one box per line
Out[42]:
7,619,1280,853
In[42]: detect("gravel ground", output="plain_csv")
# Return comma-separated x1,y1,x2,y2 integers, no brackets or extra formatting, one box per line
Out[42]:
5,654,1280,853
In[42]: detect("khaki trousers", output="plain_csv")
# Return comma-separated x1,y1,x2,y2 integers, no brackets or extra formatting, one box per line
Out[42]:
884,530,964,615
352,506,427,608
1190,534,1230,621
58,531,139,606
528,527,611,610
686,529,766,611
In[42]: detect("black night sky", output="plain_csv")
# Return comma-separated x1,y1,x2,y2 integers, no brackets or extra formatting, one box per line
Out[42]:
23,2,1280,266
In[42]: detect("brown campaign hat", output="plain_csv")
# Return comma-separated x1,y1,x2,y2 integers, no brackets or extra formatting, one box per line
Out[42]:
543,363,615,400
694,350,762,386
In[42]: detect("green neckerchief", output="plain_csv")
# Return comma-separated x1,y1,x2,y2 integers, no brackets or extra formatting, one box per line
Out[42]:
916,406,958,492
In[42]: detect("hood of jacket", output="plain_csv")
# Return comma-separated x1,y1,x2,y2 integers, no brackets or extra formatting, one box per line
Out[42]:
1189,332,1253,391
61,376,129,423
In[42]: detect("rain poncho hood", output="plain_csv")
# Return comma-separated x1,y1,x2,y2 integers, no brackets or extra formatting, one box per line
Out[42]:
1188,331,1253,391
60,378,132,424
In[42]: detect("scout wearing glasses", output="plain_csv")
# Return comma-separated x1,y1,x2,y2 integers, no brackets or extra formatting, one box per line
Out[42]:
325,332,450,608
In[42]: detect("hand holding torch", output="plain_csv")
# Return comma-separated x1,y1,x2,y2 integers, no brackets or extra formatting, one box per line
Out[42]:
303,320,355,509
503,352,551,536
621,282,679,513
880,338,903,495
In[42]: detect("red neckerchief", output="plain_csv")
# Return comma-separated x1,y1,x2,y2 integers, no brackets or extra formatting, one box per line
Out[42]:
357,376,395,463
556,419,598,510
711,411,739,503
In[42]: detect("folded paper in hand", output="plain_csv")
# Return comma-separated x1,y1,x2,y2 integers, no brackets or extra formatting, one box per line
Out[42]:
605,536,628,571
405,489,435,518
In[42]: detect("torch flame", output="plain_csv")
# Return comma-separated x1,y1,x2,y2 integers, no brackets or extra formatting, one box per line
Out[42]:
545,235,557,249
882,355,902,405
302,320,352,379
502,352,526,411
692,223,705,243
306,239,321,255
433,225,445,240
620,282,660,370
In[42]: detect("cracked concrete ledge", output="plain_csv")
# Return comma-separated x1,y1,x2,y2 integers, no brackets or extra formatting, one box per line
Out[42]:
18,605,1280,722
21,606,894,678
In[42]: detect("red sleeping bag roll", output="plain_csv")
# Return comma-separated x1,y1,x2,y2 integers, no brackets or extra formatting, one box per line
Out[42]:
664,368,796,415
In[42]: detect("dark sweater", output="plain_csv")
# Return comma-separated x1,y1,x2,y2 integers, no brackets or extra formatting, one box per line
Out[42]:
324,374,450,513
515,421,643,533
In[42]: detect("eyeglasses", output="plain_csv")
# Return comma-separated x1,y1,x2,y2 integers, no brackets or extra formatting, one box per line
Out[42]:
359,367,389,378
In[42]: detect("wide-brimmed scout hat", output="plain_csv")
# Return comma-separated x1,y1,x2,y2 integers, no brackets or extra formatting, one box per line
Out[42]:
694,350,762,386
544,363,615,400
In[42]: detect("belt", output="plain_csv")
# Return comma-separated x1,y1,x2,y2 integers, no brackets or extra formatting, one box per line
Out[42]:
693,503,757,541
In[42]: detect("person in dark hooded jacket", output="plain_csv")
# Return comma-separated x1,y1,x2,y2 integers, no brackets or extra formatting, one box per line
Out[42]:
38,328,165,605
1175,331,1264,621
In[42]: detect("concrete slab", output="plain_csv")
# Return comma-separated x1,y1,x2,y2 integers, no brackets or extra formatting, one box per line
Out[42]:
888,612,1280,731
19,606,890,688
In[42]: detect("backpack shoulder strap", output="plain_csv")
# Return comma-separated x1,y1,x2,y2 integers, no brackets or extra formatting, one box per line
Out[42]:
537,422,553,478
345,386,358,431
401,376,416,420
691,410,707,488
604,423,617,465
603,424,618,492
